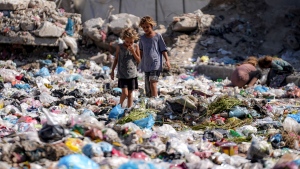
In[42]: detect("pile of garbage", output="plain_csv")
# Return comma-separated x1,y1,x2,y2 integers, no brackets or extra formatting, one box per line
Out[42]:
0,58,299,168
0,0,81,53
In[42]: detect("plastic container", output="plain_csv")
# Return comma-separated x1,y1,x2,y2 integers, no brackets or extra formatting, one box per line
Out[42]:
220,142,238,156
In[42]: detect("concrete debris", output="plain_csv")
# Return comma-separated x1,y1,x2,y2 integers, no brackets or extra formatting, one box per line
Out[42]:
0,0,31,10
108,13,140,35
33,21,65,38
0,0,81,49
172,16,198,32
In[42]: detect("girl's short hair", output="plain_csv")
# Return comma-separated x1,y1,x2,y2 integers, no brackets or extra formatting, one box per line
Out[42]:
121,28,139,40
258,55,273,69
139,16,157,27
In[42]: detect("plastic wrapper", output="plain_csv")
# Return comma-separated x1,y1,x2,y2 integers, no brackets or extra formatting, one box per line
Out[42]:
57,154,99,169
283,117,300,134
247,137,272,160
0,69,18,82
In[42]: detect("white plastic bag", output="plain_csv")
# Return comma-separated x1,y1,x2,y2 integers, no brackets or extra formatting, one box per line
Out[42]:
62,36,78,54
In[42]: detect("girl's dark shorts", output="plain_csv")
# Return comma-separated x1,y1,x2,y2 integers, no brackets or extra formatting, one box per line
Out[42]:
118,77,138,91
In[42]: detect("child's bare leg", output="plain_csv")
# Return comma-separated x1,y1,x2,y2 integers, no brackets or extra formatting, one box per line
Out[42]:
150,80,158,97
120,88,128,107
248,77,258,87
127,90,133,108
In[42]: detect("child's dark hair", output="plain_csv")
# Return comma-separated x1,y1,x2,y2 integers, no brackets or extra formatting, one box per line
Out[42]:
258,55,273,69
139,16,157,27
121,28,139,40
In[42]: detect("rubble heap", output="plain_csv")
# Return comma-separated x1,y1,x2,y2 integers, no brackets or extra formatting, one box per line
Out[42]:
0,0,81,48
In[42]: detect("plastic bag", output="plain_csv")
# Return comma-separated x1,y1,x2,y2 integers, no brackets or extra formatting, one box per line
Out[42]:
119,160,157,169
247,137,272,160
65,18,74,36
38,108,67,143
287,113,300,123
108,104,125,119
82,143,103,158
228,106,248,118
283,117,300,134
35,67,50,77
133,114,155,129
98,141,113,152
13,83,30,90
66,74,83,82
63,36,78,54
56,67,67,74
57,154,99,169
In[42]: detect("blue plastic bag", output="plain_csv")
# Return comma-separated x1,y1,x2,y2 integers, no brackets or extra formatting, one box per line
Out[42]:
14,84,30,89
82,143,103,158
35,67,50,77
66,74,83,82
119,160,157,169
133,114,155,129
108,104,125,119
102,66,110,71
287,113,300,123
39,59,52,65
113,88,122,94
65,18,74,36
56,67,66,74
254,85,269,93
98,141,113,152
57,154,99,169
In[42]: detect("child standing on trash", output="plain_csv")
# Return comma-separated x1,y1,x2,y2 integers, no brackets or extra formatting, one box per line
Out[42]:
228,56,262,88
111,28,140,108
258,56,294,88
139,16,171,98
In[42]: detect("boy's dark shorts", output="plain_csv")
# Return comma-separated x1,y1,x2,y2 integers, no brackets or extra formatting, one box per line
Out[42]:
118,77,138,90
145,70,161,82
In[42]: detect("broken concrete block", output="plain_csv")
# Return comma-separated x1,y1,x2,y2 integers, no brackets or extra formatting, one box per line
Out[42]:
83,17,106,43
199,14,215,30
33,21,65,38
20,21,35,31
28,0,56,9
155,25,167,35
83,17,105,35
0,0,30,10
52,15,68,25
108,13,140,35
172,17,197,32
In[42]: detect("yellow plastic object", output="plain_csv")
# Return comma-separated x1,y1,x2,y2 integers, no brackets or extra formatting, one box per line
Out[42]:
0,100,4,109
65,138,83,153
200,55,209,62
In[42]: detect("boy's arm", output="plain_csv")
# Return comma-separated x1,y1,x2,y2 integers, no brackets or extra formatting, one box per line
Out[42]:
162,51,171,70
111,46,120,80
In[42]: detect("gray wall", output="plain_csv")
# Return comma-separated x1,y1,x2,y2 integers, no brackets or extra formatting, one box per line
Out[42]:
61,0,210,24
